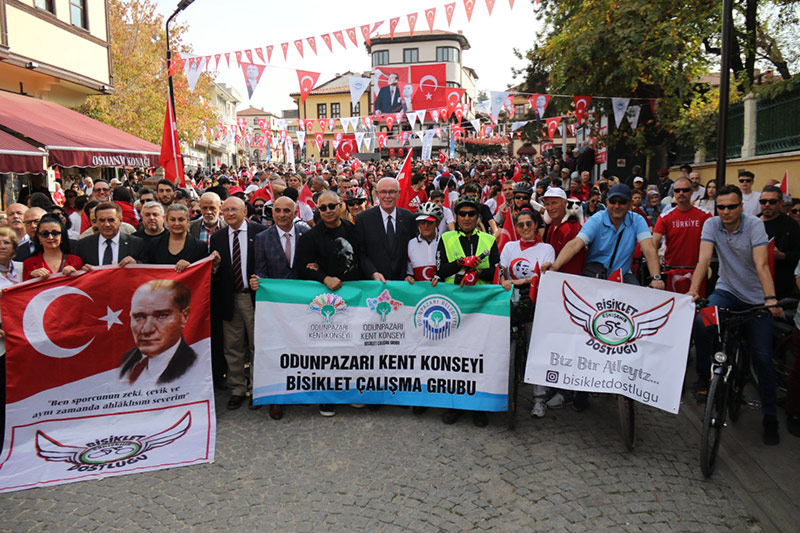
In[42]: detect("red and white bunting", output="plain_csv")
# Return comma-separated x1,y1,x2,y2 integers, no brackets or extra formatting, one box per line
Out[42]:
294,39,304,58
486,0,496,15
407,13,418,36
305,119,315,133
546,117,562,139
455,107,463,122
254,48,264,63
431,109,440,123
389,17,400,38
320,33,333,52
425,8,436,31
306,36,317,55
463,0,476,21
224,52,230,68
296,70,320,104
574,96,592,125
346,27,358,47
235,50,243,65
333,132,343,150
362,116,372,128
266,45,273,63
328,118,336,131
314,132,324,151
377,132,388,149
385,114,395,130
257,118,267,133
528,94,552,118
333,31,346,48
372,20,384,33
281,42,289,60
318,118,327,132
509,0,515,8
360,24,372,46
244,49,254,63
445,2,457,25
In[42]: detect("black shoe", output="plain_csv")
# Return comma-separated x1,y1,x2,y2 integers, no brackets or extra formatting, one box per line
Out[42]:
412,406,428,415
787,414,800,438
763,415,780,446
227,395,245,410
573,392,589,412
319,404,335,417
472,411,488,427
442,409,461,425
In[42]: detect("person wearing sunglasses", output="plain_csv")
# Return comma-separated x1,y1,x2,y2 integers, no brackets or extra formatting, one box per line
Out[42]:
758,185,800,300
343,187,369,223
22,214,82,281
738,170,761,216
689,184,784,444
789,199,800,226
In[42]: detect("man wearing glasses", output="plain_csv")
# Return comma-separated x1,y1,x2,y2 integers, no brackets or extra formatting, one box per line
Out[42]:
688,184,784,445
758,185,800,299
738,170,761,216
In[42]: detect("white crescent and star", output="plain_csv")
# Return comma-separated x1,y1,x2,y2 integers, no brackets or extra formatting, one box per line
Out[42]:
419,75,438,99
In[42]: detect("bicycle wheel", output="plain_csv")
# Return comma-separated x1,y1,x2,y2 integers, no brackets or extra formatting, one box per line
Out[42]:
617,395,635,451
701,373,727,477
773,325,795,397
728,346,746,422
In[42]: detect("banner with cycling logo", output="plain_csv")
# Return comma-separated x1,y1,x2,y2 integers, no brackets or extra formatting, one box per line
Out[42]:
525,272,694,413
253,280,510,411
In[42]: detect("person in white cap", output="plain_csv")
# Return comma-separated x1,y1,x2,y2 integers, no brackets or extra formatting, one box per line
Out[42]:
541,187,586,276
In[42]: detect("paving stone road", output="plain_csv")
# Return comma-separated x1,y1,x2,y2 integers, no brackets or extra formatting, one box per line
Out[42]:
0,389,762,532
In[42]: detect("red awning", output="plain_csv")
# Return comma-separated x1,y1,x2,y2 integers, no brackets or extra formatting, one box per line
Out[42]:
0,91,160,168
0,129,46,174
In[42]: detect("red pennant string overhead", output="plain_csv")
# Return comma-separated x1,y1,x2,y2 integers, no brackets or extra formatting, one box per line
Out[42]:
486,0,496,15
444,2,456,25
463,0,476,21
307,36,317,55
333,31,346,48
296,70,320,104
280,42,289,60
254,48,264,63
320,34,333,52
407,13,418,36
265,46,273,63
574,96,592,125
425,8,436,31
389,17,400,38
293,39,304,58
346,27,358,47
360,24,372,46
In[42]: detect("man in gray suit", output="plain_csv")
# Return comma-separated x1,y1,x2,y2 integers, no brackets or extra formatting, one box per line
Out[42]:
189,192,227,246
76,202,145,268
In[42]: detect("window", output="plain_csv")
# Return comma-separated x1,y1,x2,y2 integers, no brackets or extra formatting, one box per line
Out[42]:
436,47,460,63
317,103,327,119
70,0,87,29
446,82,461,88
34,0,54,13
331,103,341,119
514,105,525,118
320,143,330,158
351,102,360,116
403,48,419,63
373,50,389,66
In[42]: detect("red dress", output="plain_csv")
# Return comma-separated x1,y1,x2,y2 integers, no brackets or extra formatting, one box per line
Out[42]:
22,253,83,281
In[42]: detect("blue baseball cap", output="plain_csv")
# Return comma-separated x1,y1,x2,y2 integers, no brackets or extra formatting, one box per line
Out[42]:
607,183,632,201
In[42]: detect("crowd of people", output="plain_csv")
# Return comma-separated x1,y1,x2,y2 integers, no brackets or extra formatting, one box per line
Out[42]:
1,154,799,447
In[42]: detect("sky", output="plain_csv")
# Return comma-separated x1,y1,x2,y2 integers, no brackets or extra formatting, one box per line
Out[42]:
153,0,542,114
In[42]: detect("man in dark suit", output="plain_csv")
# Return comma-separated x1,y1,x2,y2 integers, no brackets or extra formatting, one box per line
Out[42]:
14,207,45,262
189,192,227,246
355,177,417,282
246,196,308,419
209,196,267,410
75,202,146,267
119,279,197,386
374,73,402,115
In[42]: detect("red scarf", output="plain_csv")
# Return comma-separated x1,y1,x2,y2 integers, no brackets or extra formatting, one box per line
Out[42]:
518,237,541,251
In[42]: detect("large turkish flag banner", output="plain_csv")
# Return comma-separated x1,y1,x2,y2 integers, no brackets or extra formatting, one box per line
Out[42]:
0,259,215,493
410,63,447,110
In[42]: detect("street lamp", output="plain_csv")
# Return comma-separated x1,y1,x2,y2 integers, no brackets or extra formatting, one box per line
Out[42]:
165,0,196,121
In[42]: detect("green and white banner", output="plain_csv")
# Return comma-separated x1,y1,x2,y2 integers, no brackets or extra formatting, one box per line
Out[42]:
253,280,510,411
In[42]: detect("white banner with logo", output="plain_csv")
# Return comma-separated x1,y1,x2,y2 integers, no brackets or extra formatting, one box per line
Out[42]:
524,272,693,413
253,280,510,411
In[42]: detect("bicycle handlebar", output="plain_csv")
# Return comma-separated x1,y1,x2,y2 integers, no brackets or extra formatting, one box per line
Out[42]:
694,297,797,316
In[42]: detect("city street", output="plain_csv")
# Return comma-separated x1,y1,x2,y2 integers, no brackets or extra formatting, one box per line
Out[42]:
3,383,795,531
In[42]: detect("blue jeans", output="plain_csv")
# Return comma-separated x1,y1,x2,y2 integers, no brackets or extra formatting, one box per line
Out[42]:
693,289,776,417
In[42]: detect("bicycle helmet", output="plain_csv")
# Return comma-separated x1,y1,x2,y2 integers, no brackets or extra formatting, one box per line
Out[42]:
512,181,533,196
415,201,444,222
344,187,367,201
453,195,480,212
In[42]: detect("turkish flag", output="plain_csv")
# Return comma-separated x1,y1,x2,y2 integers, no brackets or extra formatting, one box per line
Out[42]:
410,64,447,110
296,70,320,104
389,17,400,38
698,306,719,331
314,132,324,151
307,36,317,55
1,261,212,404
396,149,414,210
574,96,592,125
333,31,346,48
463,0,476,21
377,132,388,149
511,161,522,182
336,134,357,161
546,117,562,139
299,182,316,209
160,95,185,187
439,151,446,165
318,119,327,132
321,34,333,52
497,210,518,253
444,2,456,25
385,114,395,130
528,262,541,304
607,269,624,283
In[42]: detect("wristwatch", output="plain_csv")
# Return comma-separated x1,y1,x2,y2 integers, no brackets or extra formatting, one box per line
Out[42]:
651,274,662,281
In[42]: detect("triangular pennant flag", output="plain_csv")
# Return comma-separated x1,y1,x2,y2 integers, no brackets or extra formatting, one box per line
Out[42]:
281,42,289,60
463,0,476,21
294,39,304,58
254,48,265,63
377,132,388,149
364,137,373,151
385,114,395,130
183,55,204,93
469,118,480,133
354,131,365,151
435,127,442,138
440,106,450,121
446,88,466,113
509,0,515,7
574,96,591,125
257,118,267,133
363,116,373,128
346,27,358,47
328,118,335,131
244,49,254,63
321,34,333,52
266,45,273,63
307,36,317,55
528,94,551,118
333,31,346,49
213,54,221,70
296,130,306,145
649,99,660,121
546,117,562,139
627,105,642,129
414,130,425,140
348,76,371,110
408,110,419,128
528,263,541,304
240,62,265,99
314,132,324,151
511,120,528,132
333,132,343,150
360,24,372,46
490,91,510,123
432,109,440,123
389,17,400,38
486,0,496,15
224,52,230,67
425,8,436,31
305,119,315,132
235,50,243,65
395,112,405,125
372,20,384,33
612,97,630,128
318,118,327,132
407,13,418,36
445,2,457,25
418,109,427,122
296,70,320,104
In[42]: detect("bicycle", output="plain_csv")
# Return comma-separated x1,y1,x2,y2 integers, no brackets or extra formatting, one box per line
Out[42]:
508,297,532,430
697,298,794,477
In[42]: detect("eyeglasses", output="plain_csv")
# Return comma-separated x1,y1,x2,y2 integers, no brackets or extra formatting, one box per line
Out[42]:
514,195,531,200
23,220,40,226
38,230,62,238
791,209,800,215
318,202,340,212
738,178,753,183
716,203,741,211
515,220,535,229
607,197,629,205
673,187,691,194
377,190,399,196
456,210,478,218
759,198,779,205
346,199,366,207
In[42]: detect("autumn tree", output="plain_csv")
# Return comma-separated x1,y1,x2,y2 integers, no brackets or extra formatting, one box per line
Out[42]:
77,0,218,146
